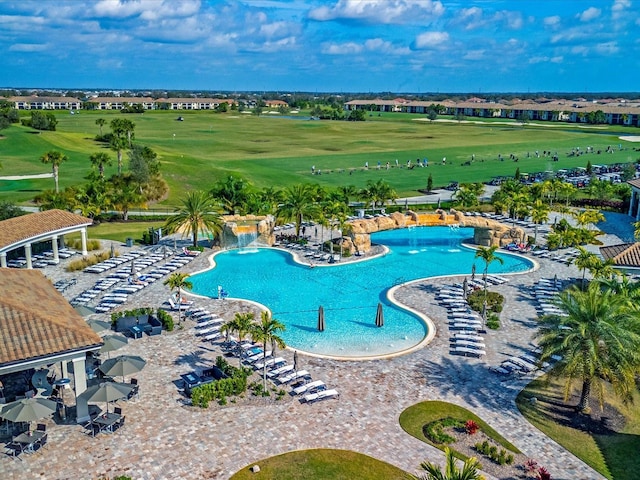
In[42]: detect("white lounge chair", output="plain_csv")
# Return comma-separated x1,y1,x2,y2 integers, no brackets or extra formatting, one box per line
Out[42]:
452,346,486,357
267,365,294,378
304,388,339,403
254,357,284,370
453,339,486,349
293,380,325,395
279,369,309,384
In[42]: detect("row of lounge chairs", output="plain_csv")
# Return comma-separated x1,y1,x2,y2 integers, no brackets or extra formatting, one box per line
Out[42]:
490,350,549,376
6,247,77,269
435,283,488,358
533,248,579,265
532,278,567,317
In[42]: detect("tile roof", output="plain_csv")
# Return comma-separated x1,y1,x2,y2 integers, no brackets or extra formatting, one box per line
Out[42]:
628,179,640,189
0,209,92,250
599,243,640,267
0,269,102,367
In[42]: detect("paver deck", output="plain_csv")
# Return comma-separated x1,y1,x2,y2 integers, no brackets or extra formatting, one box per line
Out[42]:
0,234,608,480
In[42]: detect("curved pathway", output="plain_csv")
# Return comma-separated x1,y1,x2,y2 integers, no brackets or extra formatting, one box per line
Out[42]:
0,247,604,480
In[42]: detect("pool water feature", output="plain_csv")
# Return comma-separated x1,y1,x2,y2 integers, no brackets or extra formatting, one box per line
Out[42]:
189,226,533,358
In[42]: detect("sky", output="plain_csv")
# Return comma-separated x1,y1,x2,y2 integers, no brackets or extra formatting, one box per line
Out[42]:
0,0,638,93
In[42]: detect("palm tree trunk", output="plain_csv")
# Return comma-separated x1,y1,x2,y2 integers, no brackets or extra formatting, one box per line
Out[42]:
53,166,59,193
117,150,123,174
262,348,267,391
577,378,591,412
177,287,182,324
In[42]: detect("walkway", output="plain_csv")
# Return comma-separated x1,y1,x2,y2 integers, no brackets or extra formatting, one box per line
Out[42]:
0,240,605,480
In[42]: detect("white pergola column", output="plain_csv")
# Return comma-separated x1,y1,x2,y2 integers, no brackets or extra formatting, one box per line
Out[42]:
72,357,89,423
51,234,60,264
80,228,88,256
0,252,6,268
629,189,636,216
24,243,33,269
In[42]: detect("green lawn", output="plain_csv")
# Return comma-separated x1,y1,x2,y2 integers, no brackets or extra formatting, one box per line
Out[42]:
65,220,165,244
229,449,409,480
1,110,639,205
516,376,640,480
399,400,521,458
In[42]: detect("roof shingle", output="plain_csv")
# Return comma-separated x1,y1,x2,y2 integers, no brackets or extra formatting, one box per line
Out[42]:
0,269,102,366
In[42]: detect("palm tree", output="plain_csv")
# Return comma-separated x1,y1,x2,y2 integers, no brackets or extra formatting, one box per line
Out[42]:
89,152,112,179
110,118,135,173
221,312,255,367
410,447,485,480
587,257,618,281
536,283,640,412
277,184,318,239
530,199,550,244
572,246,597,288
164,191,223,247
40,150,68,193
163,273,193,324
95,117,106,137
474,245,504,302
251,311,286,390
572,209,605,231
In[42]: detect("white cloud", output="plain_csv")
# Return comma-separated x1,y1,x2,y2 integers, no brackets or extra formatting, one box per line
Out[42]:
458,7,484,30
543,15,561,27
8,43,48,52
571,45,589,55
578,7,601,22
363,38,411,54
612,0,631,20
595,41,619,55
308,0,444,25
414,31,449,49
322,41,363,55
92,0,148,18
462,49,484,60
493,10,523,29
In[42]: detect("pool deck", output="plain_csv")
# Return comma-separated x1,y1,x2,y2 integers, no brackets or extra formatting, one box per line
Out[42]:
0,234,610,479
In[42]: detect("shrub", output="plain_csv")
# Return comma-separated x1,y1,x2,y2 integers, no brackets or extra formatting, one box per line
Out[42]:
536,467,552,480
65,250,112,272
65,238,102,251
423,417,464,444
467,289,504,315
524,459,539,472
465,420,479,435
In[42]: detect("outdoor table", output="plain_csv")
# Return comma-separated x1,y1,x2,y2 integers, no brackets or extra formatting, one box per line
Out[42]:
13,431,45,453
93,412,122,434
181,372,201,389
129,325,143,339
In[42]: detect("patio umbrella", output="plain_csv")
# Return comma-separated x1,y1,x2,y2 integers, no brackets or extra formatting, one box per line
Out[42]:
110,243,115,258
79,382,132,412
437,197,441,209
100,334,128,357
471,264,476,281
87,319,112,333
375,302,384,328
0,397,57,425
462,277,468,300
99,355,146,382
74,305,96,317
162,245,168,259
130,259,136,275
553,274,558,289
317,306,325,332
293,350,299,371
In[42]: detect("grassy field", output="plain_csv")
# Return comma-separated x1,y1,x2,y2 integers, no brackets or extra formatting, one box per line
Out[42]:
399,400,521,458
229,449,409,480
516,376,640,480
65,220,165,244
1,109,639,205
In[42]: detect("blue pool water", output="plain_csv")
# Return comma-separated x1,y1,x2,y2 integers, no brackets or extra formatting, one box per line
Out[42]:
189,226,533,358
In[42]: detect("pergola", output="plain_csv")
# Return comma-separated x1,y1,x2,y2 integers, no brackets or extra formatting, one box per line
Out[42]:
0,269,103,423
0,209,93,268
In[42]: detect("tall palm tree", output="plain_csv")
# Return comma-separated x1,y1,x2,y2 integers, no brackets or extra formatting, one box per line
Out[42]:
572,246,597,289
110,118,135,173
164,191,223,247
95,117,106,137
474,246,504,304
40,150,67,193
277,184,318,239
251,311,286,390
530,199,550,244
410,447,485,480
163,273,193,324
572,209,605,231
89,152,113,179
536,283,640,412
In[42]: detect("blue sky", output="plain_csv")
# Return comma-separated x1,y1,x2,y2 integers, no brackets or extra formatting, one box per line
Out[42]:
0,0,638,93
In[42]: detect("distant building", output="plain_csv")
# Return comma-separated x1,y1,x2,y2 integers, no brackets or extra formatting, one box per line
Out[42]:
84,97,155,110
8,96,82,110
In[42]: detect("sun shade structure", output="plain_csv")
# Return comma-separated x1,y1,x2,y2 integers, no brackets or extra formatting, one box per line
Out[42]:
99,355,146,382
0,209,92,268
0,397,57,423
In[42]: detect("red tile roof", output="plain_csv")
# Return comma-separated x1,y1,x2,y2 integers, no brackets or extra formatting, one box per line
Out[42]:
0,269,102,367
600,243,640,267
0,209,92,251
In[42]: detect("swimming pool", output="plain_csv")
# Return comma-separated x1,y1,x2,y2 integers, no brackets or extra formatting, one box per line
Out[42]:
189,226,533,358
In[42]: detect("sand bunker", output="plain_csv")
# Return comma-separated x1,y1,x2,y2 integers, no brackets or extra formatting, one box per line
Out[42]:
620,136,640,142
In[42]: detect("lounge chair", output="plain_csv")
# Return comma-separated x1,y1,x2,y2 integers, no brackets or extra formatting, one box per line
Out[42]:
452,346,486,357
292,380,325,395
279,369,309,384
452,339,486,349
304,388,339,403
267,365,294,378
254,357,284,370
